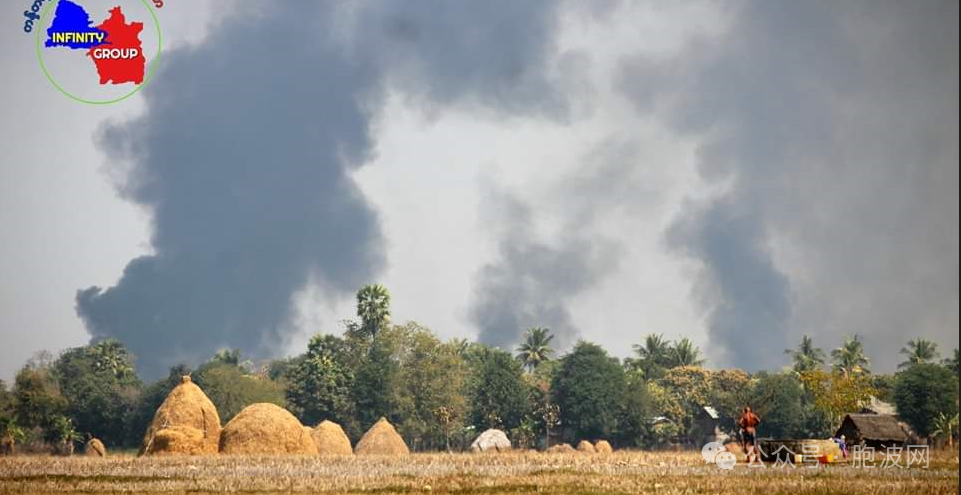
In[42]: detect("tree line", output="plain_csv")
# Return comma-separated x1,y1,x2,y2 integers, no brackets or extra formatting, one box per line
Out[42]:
0,284,958,453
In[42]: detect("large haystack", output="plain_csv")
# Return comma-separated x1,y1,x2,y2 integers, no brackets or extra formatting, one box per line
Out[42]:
140,376,221,456
219,403,318,455
84,438,106,457
576,440,596,453
311,420,353,455
594,440,613,454
354,417,409,455
470,429,511,453
546,443,575,454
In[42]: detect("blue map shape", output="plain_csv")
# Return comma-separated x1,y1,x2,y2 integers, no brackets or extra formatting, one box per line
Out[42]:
45,0,107,49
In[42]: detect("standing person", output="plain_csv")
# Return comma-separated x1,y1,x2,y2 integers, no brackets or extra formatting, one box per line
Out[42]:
737,406,761,463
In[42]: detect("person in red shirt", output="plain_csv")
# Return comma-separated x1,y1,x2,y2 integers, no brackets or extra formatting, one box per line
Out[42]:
737,406,761,463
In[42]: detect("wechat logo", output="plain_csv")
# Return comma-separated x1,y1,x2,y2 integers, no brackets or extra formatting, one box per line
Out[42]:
702,442,736,470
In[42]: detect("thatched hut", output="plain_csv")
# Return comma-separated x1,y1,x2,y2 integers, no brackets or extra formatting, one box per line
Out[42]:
311,420,353,455
354,417,409,455
219,403,318,455
470,429,511,453
140,376,221,456
594,440,613,454
835,413,908,449
85,438,106,457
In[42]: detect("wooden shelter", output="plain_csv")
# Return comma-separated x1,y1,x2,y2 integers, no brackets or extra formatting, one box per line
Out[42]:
835,413,908,449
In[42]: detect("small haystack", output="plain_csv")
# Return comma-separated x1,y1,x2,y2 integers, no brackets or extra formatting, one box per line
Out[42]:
140,376,221,456
219,403,318,455
576,440,596,453
594,440,613,454
470,429,511,453
546,443,576,454
85,438,106,457
354,417,409,455
311,420,353,455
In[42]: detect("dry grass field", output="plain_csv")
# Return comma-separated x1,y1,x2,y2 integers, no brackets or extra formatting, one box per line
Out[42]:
0,450,957,495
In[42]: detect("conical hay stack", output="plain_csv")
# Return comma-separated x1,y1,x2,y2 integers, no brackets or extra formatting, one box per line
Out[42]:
546,443,576,454
576,440,596,453
140,376,221,456
311,420,353,455
354,417,409,455
219,403,318,455
594,440,613,454
84,438,106,457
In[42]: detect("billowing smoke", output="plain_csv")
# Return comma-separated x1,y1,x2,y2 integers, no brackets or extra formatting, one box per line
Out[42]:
77,1,566,378
468,140,639,351
619,0,958,369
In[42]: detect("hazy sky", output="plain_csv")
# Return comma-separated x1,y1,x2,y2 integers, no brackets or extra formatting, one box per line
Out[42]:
1,0,957,380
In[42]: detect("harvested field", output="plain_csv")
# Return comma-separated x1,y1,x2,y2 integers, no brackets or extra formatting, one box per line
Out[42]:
0,450,956,494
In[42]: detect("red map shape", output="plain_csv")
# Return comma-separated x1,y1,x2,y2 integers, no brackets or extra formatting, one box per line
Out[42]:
87,7,145,85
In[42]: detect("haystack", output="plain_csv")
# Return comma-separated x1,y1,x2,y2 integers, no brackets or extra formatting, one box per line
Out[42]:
576,440,596,453
594,440,613,454
354,417,409,455
140,375,221,456
546,443,575,454
219,403,318,455
311,420,353,455
470,428,511,452
85,438,106,457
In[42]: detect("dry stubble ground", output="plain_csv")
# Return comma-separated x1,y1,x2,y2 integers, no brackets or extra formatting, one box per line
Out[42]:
0,450,957,494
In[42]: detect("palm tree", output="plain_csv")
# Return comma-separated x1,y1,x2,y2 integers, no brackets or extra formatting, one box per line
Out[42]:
356,284,391,337
931,412,959,448
630,334,672,378
784,335,826,373
898,338,940,369
516,327,554,371
831,335,870,376
669,337,705,367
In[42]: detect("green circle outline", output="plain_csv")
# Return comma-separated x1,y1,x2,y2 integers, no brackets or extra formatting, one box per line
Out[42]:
35,0,162,105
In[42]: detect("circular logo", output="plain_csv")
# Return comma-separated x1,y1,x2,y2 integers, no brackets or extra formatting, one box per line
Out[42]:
34,0,161,105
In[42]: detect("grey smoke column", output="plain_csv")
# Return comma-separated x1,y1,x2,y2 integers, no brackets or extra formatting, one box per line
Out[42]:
619,0,958,369
77,1,566,378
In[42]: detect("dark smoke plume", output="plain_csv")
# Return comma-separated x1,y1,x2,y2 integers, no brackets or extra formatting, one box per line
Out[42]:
77,1,566,378
619,0,958,369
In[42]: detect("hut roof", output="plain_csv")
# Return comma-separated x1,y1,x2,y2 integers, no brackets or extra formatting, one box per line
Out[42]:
838,414,907,442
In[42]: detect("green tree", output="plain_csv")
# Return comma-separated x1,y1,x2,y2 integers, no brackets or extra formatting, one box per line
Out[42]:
898,338,940,369
667,338,705,368
394,323,467,450
893,363,959,439
356,284,391,338
709,369,754,433
657,366,713,437
799,369,876,426
52,340,142,446
618,374,652,447
943,348,959,376
784,335,826,373
831,335,870,376
752,372,806,438
467,347,530,432
516,327,554,372
629,333,672,380
930,412,958,448
285,334,355,429
551,342,627,442
13,362,67,432
352,330,402,431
